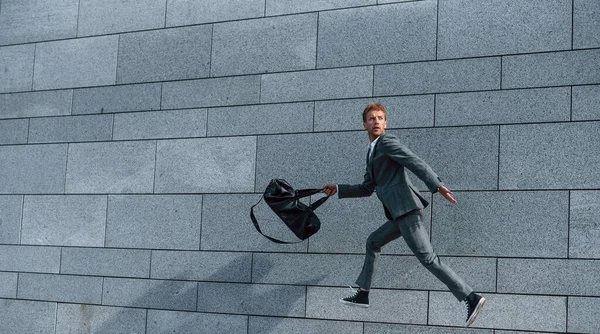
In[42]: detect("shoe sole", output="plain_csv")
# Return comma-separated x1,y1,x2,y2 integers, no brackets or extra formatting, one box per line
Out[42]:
339,299,369,308
465,297,486,328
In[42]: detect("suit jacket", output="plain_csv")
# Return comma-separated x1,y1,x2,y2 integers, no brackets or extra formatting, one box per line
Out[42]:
338,132,443,220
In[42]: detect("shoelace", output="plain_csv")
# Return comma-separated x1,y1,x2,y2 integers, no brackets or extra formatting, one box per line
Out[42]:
465,299,471,320
343,285,359,299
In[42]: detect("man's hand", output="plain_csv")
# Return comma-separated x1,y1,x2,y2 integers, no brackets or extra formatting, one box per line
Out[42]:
322,184,337,197
438,186,457,204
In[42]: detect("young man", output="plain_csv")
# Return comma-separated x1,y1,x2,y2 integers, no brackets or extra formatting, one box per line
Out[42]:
322,102,485,327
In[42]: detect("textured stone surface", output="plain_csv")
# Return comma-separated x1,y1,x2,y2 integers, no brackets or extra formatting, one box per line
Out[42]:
18,273,103,304
568,297,600,333
155,137,256,193
267,0,374,15
374,57,500,96
0,90,72,119
317,1,436,67
65,141,155,193
56,304,146,334
365,323,493,333
72,83,161,115
61,248,151,278
0,196,21,244
103,278,197,311
161,76,261,109
0,144,67,194
197,282,305,316
502,49,600,89
0,245,60,273
151,251,251,282
260,67,373,103
429,292,566,332
28,114,113,143
0,299,56,334
33,36,118,90
435,87,571,126
0,272,17,298
574,0,600,49
570,191,600,258
432,191,568,258
106,195,202,250
148,310,247,334
166,0,264,27
21,195,106,247
438,0,571,59
0,44,34,93
499,122,600,189
117,25,212,84
249,316,363,334
572,84,600,121
306,287,427,324
201,194,308,252
498,258,600,296
212,14,317,76
113,109,207,140
207,102,313,136
78,0,165,36
0,0,78,45
314,95,434,132
0,119,27,144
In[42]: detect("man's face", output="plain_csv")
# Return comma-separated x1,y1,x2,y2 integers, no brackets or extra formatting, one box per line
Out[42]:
363,109,387,138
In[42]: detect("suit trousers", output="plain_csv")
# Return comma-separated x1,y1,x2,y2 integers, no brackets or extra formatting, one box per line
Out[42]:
355,209,473,301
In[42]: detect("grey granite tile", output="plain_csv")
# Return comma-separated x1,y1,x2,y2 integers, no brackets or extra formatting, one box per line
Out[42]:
78,0,165,36
18,273,103,304
28,114,113,143
438,0,570,59
0,89,72,119
495,332,554,334
21,195,106,247
161,76,261,109
0,299,56,334
151,250,251,282
0,272,17,298
201,194,308,252
499,122,600,189
117,25,211,84
65,141,155,194
249,316,363,334
498,258,600,296
207,102,313,136
0,44,34,93
574,0,600,49
106,195,202,250
317,1,436,67
266,0,374,15
0,245,60,273
33,36,118,90
113,109,206,140
314,95,434,132
365,323,493,334
572,84,600,121
212,14,317,76
568,297,600,333
260,66,373,103
166,0,264,27
502,49,600,89
429,292,566,332
148,310,247,334
435,87,571,126
155,137,256,193
61,248,151,278
0,119,28,144
197,282,305,316
306,287,428,324
432,191,569,258
0,144,67,194
374,57,501,96
0,195,21,244
56,304,146,334
72,83,161,115
570,191,600,258
103,278,198,311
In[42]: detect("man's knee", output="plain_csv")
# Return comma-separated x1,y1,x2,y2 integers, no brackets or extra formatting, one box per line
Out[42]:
417,251,438,267
366,233,382,252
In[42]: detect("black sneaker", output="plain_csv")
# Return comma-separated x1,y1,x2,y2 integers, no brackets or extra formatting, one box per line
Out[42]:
465,292,486,327
339,287,369,308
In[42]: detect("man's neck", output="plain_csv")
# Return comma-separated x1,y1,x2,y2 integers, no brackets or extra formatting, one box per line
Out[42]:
369,133,382,143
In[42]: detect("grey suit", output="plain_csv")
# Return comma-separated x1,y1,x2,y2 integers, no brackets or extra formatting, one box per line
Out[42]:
338,132,472,301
